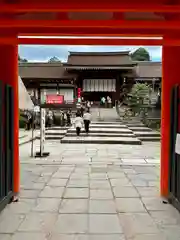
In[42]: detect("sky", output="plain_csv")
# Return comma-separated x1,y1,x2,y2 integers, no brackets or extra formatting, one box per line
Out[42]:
18,45,162,62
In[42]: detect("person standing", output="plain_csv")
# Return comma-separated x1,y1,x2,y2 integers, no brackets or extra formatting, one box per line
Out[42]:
74,112,84,137
87,101,91,111
66,110,71,126
101,97,106,107
80,104,85,117
83,109,91,134
107,96,112,108
26,111,32,130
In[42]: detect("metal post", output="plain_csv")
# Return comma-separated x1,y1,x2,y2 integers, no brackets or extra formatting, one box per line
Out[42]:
40,108,46,157
30,111,35,157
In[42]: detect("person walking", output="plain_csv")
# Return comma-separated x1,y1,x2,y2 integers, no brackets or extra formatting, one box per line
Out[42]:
83,109,91,134
74,112,84,137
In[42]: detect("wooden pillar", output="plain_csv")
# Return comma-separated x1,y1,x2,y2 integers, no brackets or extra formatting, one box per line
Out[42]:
0,44,19,196
161,46,180,197
115,74,121,104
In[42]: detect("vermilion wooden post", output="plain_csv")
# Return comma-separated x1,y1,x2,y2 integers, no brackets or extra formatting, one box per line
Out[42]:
0,44,19,197
161,46,180,196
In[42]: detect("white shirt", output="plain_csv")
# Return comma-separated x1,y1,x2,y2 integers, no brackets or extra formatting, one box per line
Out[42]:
102,97,106,103
74,117,83,128
107,97,112,103
83,113,91,121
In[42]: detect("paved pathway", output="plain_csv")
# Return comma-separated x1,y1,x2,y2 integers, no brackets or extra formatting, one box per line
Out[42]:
19,129,40,145
0,141,180,240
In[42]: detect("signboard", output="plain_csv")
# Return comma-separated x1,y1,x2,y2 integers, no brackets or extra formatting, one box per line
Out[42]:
46,95,64,104
40,108,46,156
77,88,81,98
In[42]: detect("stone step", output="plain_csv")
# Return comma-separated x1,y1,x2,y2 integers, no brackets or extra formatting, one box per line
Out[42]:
68,128,132,134
48,126,69,130
46,136,64,140
138,136,161,142
94,119,120,122
128,127,152,132
126,123,145,128
66,132,136,137
37,135,64,140
61,136,142,145
88,124,127,129
91,121,121,125
134,131,160,137
46,131,67,135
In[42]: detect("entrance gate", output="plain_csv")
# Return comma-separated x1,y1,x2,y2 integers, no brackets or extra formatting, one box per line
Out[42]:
0,82,14,212
169,85,180,211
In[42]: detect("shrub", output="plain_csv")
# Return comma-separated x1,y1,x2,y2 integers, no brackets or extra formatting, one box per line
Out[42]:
124,83,152,118
19,115,27,128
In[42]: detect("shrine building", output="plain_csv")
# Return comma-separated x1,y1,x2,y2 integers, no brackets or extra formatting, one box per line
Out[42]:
19,51,161,105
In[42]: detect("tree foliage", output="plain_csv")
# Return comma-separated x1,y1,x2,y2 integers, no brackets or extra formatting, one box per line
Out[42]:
131,47,150,61
18,54,28,63
48,56,61,63
124,83,151,118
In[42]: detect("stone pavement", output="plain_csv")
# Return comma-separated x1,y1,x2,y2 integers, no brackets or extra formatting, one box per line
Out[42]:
1,141,180,239
19,129,40,145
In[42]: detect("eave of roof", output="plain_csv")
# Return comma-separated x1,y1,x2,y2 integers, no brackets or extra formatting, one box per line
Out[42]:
68,51,130,56
65,66,135,70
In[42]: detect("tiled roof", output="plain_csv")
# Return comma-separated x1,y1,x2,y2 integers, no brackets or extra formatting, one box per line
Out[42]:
19,62,75,79
67,51,133,65
135,61,161,78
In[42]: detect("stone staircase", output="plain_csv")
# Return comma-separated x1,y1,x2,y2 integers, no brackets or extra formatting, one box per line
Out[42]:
61,121,142,145
41,107,160,143
37,126,69,140
127,124,161,142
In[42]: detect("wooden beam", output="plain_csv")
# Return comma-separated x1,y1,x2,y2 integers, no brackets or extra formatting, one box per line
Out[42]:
16,27,167,36
1,35,180,46
0,26,177,37
18,37,163,46
0,19,180,30
0,37,17,44
1,2,180,13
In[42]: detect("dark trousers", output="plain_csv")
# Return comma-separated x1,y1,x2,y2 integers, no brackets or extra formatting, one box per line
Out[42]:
84,120,90,133
76,127,81,136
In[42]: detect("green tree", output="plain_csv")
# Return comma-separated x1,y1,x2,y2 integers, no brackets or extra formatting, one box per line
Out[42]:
124,83,151,118
48,56,61,63
18,54,28,63
131,47,150,61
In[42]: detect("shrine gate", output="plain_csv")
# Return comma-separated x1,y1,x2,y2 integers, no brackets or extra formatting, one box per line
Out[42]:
0,0,180,210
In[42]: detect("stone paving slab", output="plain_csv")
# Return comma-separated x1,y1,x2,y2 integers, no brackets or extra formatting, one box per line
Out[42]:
19,130,40,145
61,136,142,145
1,140,180,239
3,141,178,239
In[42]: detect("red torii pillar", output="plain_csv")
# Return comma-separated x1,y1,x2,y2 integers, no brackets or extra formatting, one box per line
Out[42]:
161,46,180,197
0,43,19,197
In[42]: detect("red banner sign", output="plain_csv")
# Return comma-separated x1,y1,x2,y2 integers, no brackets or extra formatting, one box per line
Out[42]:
46,95,64,104
78,88,81,98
